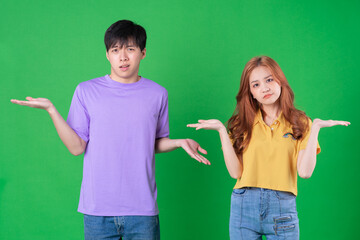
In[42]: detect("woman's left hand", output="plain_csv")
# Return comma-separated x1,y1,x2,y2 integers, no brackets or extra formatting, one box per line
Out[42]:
313,119,350,129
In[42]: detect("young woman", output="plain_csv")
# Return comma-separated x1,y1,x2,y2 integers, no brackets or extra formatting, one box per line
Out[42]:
187,56,350,239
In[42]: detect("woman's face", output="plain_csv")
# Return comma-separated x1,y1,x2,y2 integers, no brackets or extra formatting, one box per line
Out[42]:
249,66,281,107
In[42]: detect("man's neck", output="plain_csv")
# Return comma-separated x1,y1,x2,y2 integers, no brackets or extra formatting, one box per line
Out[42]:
109,74,140,84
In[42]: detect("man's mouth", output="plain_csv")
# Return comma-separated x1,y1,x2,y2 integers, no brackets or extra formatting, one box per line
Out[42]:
120,64,130,71
120,64,130,68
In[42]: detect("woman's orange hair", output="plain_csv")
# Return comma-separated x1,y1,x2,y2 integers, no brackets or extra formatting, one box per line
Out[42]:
227,56,309,159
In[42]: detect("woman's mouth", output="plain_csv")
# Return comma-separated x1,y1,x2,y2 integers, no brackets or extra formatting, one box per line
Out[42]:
263,94,273,99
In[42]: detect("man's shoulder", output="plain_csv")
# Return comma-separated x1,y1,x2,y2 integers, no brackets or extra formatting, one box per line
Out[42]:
71,76,109,96
142,77,167,94
77,76,105,88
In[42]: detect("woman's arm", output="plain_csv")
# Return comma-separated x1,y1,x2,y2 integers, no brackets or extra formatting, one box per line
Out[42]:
297,119,350,179
155,137,210,165
187,120,242,179
11,97,87,155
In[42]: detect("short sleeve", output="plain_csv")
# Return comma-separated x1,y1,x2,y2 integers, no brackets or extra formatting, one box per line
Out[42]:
155,90,169,139
66,84,90,142
299,118,321,154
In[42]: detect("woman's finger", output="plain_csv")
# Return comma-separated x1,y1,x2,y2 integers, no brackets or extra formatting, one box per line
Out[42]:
11,100,29,106
329,120,351,127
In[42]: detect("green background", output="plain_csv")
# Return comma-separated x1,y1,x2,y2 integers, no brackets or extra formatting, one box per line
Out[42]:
1,0,359,239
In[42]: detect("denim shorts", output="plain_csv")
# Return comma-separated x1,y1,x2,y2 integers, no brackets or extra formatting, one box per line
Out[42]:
84,214,160,240
229,187,299,240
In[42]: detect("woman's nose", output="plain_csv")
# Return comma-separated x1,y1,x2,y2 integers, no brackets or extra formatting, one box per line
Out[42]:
262,85,270,92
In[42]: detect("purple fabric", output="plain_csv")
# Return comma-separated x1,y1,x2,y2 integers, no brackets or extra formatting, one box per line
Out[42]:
67,75,169,216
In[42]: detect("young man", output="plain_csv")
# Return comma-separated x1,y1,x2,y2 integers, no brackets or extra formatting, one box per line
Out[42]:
11,20,209,240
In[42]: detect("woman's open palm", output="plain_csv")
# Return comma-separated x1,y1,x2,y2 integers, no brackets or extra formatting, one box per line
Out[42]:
313,118,350,128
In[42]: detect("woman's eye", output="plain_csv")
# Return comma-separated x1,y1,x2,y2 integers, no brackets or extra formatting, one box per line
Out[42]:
267,78,273,82
253,84,259,88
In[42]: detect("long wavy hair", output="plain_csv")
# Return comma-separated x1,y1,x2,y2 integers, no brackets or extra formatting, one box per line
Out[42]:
227,56,309,159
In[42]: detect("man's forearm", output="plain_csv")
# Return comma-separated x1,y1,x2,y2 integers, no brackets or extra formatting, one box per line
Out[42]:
47,106,86,155
155,137,180,153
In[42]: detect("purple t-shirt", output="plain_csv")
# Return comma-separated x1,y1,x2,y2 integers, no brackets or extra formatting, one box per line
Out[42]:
67,75,169,216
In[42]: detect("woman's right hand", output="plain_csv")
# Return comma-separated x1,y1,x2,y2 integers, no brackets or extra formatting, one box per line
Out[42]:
187,119,242,178
187,119,226,132
11,97,54,112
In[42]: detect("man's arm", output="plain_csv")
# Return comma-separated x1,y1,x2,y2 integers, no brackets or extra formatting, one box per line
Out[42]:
11,97,86,155
155,137,210,165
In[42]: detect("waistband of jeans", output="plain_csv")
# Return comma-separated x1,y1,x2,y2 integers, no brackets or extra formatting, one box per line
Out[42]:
242,187,282,192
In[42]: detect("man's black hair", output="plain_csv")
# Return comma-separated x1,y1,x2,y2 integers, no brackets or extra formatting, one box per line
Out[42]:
104,20,147,51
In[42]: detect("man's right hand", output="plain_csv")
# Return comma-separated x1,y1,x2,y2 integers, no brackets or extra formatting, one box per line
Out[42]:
11,97,54,112
11,96,86,155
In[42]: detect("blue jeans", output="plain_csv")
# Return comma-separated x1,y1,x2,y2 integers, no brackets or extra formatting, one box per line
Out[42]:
84,214,160,240
229,187,299,240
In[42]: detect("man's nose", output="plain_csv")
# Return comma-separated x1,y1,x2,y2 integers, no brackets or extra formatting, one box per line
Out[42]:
119,50,128,61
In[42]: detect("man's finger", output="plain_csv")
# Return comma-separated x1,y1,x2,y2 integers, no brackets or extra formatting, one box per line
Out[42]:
192,154,201,163
198,146,208,155
199,155,210,165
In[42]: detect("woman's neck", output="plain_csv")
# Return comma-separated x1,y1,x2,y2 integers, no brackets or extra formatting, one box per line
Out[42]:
261,104,281,126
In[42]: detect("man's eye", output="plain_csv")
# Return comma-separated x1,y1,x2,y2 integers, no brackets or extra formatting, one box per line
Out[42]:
112,49,118,52
128,48,135,51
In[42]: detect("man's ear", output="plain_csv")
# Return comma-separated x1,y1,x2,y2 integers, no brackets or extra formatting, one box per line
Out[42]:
106,51,109,61
141,48,146,59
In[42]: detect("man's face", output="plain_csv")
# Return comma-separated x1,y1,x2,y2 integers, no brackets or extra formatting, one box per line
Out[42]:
106,41,146,82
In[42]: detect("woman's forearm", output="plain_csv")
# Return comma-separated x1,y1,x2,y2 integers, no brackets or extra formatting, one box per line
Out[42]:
297,124,320,179
218,126,242,179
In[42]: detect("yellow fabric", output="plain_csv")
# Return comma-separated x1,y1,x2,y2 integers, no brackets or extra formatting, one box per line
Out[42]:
233,111,321,195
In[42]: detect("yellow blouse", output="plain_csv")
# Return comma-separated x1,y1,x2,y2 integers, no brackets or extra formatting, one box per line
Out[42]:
233,111,321,195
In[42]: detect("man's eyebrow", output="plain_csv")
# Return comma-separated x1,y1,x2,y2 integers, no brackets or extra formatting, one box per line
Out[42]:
111,44,136,48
